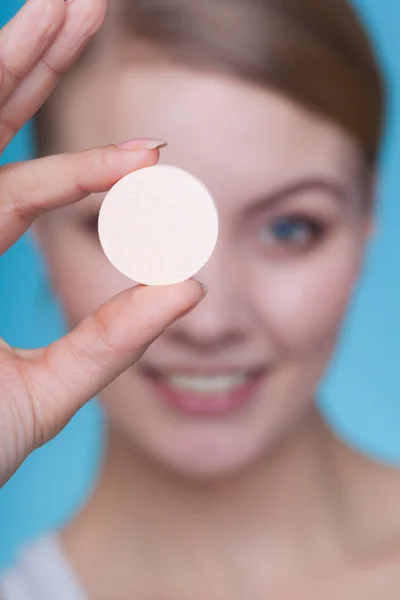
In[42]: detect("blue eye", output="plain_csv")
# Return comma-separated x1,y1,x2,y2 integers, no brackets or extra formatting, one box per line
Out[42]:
258,216,323,251
272,218,310,242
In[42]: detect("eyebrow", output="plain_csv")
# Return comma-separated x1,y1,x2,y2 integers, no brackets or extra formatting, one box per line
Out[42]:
72,176,348,222
244,177,348,218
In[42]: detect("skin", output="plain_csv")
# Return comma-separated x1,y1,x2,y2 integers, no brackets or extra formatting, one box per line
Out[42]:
1,0,400,598
40,62,369,477
0,0,204,487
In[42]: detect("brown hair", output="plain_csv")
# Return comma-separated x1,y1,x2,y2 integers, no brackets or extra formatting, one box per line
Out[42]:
118,0,385,164
38,0,385,165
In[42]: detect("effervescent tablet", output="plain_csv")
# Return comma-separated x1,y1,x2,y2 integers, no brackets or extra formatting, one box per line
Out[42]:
98,165,219,286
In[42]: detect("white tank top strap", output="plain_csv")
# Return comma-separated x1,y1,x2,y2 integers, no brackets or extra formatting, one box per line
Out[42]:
0,535,87,600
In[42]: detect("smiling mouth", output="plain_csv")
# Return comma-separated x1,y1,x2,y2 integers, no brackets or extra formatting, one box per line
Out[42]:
140,368,267,416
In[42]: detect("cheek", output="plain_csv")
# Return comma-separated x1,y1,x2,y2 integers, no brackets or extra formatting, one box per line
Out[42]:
250,235,363,353
41,225,132,325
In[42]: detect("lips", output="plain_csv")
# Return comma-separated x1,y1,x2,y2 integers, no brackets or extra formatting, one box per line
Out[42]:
140,368,266,416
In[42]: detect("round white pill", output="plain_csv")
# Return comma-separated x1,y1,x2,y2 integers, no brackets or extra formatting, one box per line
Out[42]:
98,165,219,286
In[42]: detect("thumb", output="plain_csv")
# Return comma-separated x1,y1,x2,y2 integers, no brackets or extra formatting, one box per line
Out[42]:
24,280,205,444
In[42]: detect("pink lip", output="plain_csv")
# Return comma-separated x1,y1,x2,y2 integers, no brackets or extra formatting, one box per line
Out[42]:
142,372,265,417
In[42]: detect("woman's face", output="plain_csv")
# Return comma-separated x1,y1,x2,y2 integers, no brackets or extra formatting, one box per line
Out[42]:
37,45,372,478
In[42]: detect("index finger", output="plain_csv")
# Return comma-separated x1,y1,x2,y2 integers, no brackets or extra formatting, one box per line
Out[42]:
0,140,164,254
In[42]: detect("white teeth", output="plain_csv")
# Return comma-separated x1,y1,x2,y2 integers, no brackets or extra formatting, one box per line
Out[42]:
167,373,247,393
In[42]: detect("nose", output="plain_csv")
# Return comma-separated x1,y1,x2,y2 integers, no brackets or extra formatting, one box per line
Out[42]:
166,243,251,351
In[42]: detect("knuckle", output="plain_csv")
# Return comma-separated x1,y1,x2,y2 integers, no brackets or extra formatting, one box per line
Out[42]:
13,359,50,448
21,353,72,444
75,148,112,192
92,308,119,358
0,163,39,224
0,165,29,222
1,59,27,84
62,331,105,378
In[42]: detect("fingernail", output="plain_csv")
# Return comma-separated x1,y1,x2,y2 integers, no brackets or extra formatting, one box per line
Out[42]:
189,278,208,298
198,281,208,297
116,138,168,151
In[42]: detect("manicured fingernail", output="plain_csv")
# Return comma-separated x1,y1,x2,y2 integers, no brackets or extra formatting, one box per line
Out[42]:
189,278,208,298
197,282,208,297
116,138,168,151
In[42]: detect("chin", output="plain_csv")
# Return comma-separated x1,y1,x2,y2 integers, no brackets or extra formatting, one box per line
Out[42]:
102,365,312,481
134,423,272,481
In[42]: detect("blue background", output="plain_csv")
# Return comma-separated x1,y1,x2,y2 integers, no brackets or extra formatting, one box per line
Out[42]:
0,0,399,568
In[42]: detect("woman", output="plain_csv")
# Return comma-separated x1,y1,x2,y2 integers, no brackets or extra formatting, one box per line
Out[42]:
1,0,400,597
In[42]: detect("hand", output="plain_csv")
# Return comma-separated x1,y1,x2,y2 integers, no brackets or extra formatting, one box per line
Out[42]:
0,0,205,486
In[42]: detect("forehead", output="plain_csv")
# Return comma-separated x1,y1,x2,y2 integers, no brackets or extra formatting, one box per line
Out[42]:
112,65,361,187
55,64,362,224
